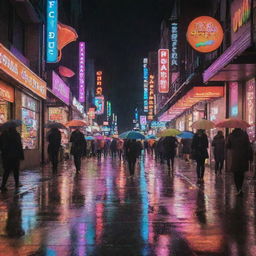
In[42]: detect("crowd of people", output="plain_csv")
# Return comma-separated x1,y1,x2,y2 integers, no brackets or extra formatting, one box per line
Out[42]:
0,126,254,197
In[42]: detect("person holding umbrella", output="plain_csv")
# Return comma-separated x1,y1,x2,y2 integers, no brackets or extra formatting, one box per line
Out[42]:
125,139,139,177
47,127,61,173
163,136,178,174
70,128,86,173
212,131,225,175
0,125,24,191
191,129,209,183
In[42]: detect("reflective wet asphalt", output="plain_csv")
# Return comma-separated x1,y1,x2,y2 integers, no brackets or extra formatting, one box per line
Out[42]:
0,153,256,256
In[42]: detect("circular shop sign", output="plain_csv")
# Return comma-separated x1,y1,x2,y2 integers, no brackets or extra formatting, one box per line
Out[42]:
186,16,224,53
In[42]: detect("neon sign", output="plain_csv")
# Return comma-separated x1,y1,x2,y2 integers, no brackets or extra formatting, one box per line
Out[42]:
143,58,149,112
107,101,112,119
170,23,178,72
158,49,169,93
186,16,224,53
96,71,103,96
232,0,250,32
46,0,58,63
79,42,85,103
95,96,104,115
148,74,155,120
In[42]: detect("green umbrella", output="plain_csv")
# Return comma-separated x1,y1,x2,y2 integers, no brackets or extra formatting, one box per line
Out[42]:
157,128,181,137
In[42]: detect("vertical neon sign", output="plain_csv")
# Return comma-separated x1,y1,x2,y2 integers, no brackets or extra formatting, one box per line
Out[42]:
79,42,85,103
46,0,58,63
158,49,169,93
143,58,149,112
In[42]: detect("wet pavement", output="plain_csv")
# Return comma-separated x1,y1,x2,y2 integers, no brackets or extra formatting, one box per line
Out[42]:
0,154,256,256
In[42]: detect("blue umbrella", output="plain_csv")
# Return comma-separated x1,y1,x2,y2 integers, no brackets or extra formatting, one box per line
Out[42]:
119,131,145,140
146,135,157,140
85,136,95,140
177,131,194,139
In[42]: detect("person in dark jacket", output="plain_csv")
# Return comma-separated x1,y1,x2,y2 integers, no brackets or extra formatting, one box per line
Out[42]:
110,139,118,158
125,139,139,177
0,127,24,191
212,131,225,175
227,128,253,196
181,138,192,162
191,129,209,182
47,127,61,173
163,136,178,174
70,128,85,173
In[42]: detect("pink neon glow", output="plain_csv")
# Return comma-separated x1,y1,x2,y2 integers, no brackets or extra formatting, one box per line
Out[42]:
79,42,85,103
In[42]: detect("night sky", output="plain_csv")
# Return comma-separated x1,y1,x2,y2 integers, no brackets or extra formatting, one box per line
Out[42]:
82,0,173,132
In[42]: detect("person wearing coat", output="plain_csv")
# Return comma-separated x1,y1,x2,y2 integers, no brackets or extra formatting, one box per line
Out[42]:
47,127,61,173
226,128,253,196
70,128,85,173
0,127,24,191
163,136,178,174
125,139,139,177
191,129,209,182
181,138,192,162
212,131,225,175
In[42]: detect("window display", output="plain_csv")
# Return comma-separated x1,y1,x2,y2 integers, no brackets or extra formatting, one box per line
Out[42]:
21,94,39,149
0,101,10,124
246,79,255,141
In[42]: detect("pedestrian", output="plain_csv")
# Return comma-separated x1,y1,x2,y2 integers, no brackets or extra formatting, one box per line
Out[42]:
191,129,209,183
47,127,61,173
163,136,178,174
181,138,192,162
117,139,124,160
96,139,105,159
212,131,225,175
0,127,24,191
125,139,139,177
226,128,253,196
110,139,118,158
70,128,85,173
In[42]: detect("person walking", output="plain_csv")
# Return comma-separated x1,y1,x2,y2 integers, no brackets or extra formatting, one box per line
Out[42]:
212,131,225,175
70,128,85,173
0,127,24,191
110,139,118,158
117,139,124,160
191,129,209,183
125,139,139,177
227,128,253,196
163,136,178,174
47,127,61,173
181,138,192,162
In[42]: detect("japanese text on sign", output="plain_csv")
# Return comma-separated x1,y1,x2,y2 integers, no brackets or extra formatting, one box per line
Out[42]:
96,71,103,96
148,74,155,120
158,49,169,93
170,23,178,71
143,58,149,112
79,42,85,103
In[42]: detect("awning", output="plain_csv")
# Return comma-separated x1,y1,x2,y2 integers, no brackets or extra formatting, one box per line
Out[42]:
161,86,224,121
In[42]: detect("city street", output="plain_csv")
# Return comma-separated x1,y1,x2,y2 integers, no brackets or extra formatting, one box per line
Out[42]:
0,155,255,256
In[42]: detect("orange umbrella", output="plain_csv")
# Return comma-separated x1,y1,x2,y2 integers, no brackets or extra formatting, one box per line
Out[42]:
216,118,250,129
65,120,87,127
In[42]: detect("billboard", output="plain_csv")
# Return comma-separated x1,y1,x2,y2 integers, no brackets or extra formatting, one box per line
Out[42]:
95,96,104,115
158,49,169,93
79,42,85,103
46,0,58,63
143,58,149,112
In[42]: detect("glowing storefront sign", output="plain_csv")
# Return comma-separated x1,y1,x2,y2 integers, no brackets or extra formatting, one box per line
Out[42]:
88,108,95,119
229,82,238,117
0,80,14,102
96,71,103,96
140,115,147,126
95,96,104,115
158,49,169,93
186,16,224,53
0,44,46,99
72,97,84,114
143,58,149,112
170,23,178,72
148,74,155,120
46,0,58,63
107,101,112,118
79,42,85,103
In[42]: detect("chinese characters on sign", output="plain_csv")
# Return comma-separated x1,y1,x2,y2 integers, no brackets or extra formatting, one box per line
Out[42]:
158,49,169,93
96,71,103,96
148,74,155,120
143,58,149,112
170,23,178,72
95,96,104,115
46,0,58,63
79,42,85,103
186,16,224,53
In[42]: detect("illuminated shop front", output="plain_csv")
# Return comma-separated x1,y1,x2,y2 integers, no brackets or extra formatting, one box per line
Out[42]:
0,44,46,169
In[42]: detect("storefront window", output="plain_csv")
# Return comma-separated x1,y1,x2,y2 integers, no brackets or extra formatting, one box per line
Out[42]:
246,79,255,141
21,94,39,149
229,82,238,117
0,101,10,124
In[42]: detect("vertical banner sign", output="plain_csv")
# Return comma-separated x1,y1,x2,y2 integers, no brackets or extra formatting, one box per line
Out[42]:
143,58,149,112
79,42,85,103
170,23,178,72
140,115,147,126
107,101,112,119
46,0,58,63
148,75,155,120
95,96,105,115
158,49,169,93
96,71,103,96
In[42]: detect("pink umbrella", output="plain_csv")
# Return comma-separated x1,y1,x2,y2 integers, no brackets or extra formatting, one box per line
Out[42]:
216,118,250,129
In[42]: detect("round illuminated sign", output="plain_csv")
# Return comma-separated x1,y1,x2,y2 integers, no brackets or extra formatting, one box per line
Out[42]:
186,16,224,53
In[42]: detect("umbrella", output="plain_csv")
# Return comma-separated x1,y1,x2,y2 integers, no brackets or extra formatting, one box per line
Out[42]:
119,131,146,140
0,120,22,130
216,118,250,129
157,128,181,137
65,120,87,127
191,119,215,130
44,121,67,129
146,135,157,140
85,136,94,140
177,131,194,139
94,135,106,140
